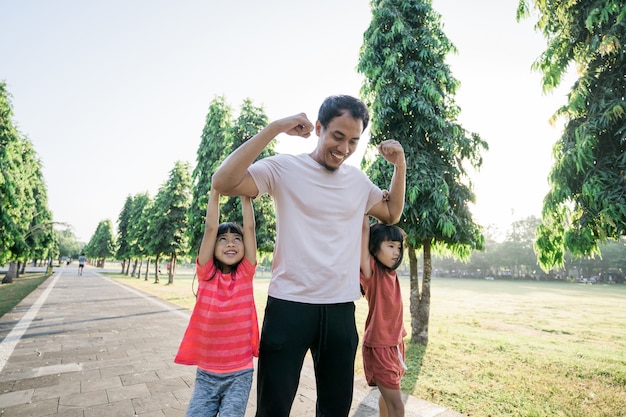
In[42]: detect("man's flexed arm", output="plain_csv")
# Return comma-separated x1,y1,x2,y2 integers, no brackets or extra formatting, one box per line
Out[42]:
367,140,406,224
212,113,314,197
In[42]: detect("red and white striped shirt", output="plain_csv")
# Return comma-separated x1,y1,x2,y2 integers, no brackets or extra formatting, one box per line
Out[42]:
174,257,259,373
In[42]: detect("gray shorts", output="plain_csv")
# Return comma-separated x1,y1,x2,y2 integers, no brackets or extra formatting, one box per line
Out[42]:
185,367,253,417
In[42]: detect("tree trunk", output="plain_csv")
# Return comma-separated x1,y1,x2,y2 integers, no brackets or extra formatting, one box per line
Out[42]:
414,239,432,346
168,254,176,285
144,259,150,281
154,255,160,283
137,259,143,278
125,259,131,275
131,259,138,277
2,261,18,283
408,243,420,343
19,261,26,275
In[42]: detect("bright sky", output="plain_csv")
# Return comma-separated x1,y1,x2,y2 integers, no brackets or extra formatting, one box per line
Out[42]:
1,0,574,243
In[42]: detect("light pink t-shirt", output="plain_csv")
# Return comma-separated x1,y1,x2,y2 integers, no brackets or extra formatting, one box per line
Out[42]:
249,153,383,304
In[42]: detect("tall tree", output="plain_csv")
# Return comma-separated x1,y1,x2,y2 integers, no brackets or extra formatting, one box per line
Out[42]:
188,96,233,257
116,195,134,273
148,161,192,284
0,82,19,266
24,170,56,270
127,192,152,278
221,98,277,253
358,0,487,345
517,1,626,269
84,220,116,267
1,82,55,281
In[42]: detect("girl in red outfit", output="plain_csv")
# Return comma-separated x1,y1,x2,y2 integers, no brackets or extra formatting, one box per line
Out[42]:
175,187,258,417
360,216,408,417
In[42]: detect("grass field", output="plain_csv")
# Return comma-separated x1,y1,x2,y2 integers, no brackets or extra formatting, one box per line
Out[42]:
102,269,625,416
0,272,49,317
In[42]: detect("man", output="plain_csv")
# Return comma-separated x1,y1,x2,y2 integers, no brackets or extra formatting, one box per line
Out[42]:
78,253,86,276
212,95,406,417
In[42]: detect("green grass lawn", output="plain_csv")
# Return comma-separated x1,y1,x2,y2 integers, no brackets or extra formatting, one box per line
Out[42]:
106,270,626,417
0,272,50,317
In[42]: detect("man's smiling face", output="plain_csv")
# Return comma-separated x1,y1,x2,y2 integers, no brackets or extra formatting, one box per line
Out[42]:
310,111,363,171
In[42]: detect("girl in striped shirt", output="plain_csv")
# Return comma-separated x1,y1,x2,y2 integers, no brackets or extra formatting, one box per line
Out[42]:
175,187,258,417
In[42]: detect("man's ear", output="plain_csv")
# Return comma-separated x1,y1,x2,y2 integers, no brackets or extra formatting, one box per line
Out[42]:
315,120,322,136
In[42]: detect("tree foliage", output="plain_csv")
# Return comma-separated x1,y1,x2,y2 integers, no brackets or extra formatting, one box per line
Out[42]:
127,193,152,258
517,1,626,269
56,228,83,259
1,81,56,281
116,195,134,263
148,161,192,283
127,192,152,277
84,220,116,266
358,0,488,345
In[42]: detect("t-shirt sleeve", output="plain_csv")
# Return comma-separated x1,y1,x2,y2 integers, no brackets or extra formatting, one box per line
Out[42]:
248,158,276,198
365,178,384,213
196,257,217,281
237,257,257,280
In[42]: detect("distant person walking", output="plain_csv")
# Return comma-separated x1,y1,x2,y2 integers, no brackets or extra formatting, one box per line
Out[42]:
360,216,408,417
175,187,258,417
78,253,86,276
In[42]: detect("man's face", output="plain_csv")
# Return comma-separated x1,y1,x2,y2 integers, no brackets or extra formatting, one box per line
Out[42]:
310,111,363,171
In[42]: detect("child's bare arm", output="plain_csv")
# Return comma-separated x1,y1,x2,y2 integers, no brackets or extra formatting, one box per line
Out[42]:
360,215,373,279
197,188,220,266
241,196,257,265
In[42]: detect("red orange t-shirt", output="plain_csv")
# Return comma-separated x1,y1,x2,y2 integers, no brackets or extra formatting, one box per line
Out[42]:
174,257,259,373
360,257,407,347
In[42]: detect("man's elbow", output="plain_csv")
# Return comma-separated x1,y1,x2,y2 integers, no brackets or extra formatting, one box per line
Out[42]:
211,173,234,195
387,205,404,224
384,213,402,225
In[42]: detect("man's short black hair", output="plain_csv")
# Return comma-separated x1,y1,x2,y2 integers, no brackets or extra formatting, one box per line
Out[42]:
317,95,370,132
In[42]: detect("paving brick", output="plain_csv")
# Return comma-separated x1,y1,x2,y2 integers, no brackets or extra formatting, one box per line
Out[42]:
0,388,33,407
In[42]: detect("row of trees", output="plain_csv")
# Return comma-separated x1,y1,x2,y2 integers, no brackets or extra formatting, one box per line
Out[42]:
0,82,58,283
431,216,626,283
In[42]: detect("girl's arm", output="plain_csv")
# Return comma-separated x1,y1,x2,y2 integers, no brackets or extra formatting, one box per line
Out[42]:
197,187,220,266
241,196,257,265
360,215,373,279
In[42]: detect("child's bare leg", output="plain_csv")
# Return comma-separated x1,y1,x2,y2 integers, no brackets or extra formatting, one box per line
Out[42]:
378,385,404,417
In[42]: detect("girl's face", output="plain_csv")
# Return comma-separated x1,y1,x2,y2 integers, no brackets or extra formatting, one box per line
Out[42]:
375,240,402,269
214,231,244,271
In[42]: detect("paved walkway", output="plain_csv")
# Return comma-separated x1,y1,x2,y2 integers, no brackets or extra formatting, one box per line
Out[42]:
0,267,464,417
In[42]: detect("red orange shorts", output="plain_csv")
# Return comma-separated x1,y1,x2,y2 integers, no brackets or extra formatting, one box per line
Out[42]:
362,343,406,390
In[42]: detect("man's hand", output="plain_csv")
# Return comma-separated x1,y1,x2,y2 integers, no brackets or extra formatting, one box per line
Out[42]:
275,113,314,138
377,140,406,167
